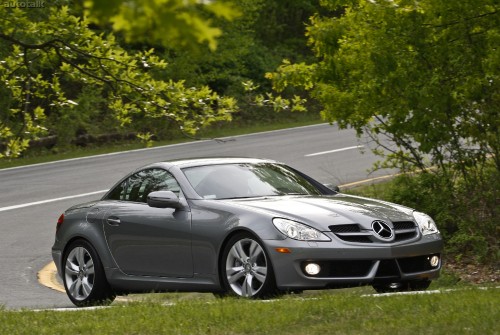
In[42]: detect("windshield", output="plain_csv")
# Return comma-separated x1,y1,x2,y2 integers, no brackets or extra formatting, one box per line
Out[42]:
182,163,323,200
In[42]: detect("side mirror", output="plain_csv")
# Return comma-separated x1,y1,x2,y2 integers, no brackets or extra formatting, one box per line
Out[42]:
323,183,340,193
147,191,183,209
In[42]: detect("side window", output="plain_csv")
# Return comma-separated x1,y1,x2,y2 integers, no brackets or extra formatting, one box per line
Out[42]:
106,168,181,203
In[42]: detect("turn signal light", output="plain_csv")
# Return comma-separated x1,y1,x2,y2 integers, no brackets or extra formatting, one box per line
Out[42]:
275,247,291,254
56,213,64,232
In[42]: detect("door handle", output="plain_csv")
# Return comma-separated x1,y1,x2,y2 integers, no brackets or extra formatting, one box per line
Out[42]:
106,217,121,226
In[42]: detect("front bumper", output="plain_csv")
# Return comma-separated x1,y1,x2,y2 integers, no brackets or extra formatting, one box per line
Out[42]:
265,233,443,289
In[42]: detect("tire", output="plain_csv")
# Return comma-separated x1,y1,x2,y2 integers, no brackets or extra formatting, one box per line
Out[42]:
372,280,432,293
220,232,278,298
62,239,115,307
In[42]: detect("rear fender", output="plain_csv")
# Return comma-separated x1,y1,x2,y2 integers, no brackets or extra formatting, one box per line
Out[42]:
56,207,117,272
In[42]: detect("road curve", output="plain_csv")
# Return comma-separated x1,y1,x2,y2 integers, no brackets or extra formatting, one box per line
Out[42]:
0,123,393,309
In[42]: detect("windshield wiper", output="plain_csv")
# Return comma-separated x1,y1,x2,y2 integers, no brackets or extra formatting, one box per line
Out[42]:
217,196,258,200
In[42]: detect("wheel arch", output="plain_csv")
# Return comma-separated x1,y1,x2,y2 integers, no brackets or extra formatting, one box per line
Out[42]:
216,228,253,288
58,227,118,276
61,236,95,263
216,228,276,291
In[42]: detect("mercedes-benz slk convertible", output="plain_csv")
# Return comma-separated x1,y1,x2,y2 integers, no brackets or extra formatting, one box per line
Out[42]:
52,157,443,306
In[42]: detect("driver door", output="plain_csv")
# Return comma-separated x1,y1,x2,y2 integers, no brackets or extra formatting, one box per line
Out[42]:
103,168,193,277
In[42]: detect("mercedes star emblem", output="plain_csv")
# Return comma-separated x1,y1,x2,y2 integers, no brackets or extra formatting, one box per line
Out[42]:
372,220,393,240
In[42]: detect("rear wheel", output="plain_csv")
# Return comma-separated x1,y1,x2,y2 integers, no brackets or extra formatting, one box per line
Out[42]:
62,239,115,306
372,280,431,293
220,232,278,298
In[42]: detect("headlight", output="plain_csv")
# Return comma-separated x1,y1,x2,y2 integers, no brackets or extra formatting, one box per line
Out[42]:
413,211,439,235
273,218,331,241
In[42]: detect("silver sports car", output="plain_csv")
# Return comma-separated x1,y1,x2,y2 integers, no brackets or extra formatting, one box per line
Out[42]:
52,157,443,306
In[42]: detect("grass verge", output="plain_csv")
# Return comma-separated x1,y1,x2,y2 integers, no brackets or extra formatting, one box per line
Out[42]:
1,288,498,334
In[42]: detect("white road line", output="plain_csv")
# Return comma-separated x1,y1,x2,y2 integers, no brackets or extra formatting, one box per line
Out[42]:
33,306,111,312
1,147,368,214
0,190,108,213
364,290,442,297
305,145,364,157
362,286,500,298
0,123,329,172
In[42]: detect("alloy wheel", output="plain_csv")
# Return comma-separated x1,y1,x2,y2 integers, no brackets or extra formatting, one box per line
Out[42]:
64,246,95,301
225,238,268,297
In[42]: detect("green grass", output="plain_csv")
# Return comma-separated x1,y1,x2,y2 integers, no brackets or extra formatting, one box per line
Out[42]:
1,288,498,334
0,115,323,170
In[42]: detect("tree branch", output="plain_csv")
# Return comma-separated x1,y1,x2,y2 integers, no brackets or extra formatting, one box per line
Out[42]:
421,10,498,29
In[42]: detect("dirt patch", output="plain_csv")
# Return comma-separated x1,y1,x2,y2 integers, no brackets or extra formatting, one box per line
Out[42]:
444,258,500,284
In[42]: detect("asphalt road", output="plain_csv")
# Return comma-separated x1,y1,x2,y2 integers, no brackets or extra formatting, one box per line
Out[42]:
0,123,393,309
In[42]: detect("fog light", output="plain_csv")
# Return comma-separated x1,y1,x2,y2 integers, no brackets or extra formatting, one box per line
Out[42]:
429,255,439,267
305,263,321,275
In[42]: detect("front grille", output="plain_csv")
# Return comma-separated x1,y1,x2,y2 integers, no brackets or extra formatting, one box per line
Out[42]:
329,221,418,244
329,224,361,233
393,221,418,242
329,224,373,243
394,232,417,242
393,221,416,230
339,236,373,243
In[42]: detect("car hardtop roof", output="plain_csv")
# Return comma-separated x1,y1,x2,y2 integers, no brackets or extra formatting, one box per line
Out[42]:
145,157,279,170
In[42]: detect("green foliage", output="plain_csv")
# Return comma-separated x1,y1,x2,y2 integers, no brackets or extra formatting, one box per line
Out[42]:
0,0,323,157
0,5,236,158
158,0,321,124
84,0,241,51
270,0,500,181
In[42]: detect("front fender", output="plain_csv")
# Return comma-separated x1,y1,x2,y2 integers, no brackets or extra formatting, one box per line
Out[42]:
189,200,283,277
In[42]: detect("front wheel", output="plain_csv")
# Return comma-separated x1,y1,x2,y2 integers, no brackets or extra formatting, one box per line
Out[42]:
220,232,278,298
372,280,432,293
62,239,115,307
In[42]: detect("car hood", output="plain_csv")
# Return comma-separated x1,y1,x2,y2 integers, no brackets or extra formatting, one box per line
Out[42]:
225,194,415,231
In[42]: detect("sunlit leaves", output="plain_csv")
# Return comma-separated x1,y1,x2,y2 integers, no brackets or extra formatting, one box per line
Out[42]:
267,60,317,92
84,0,240,51
242,80,306,113
0,5,236,158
